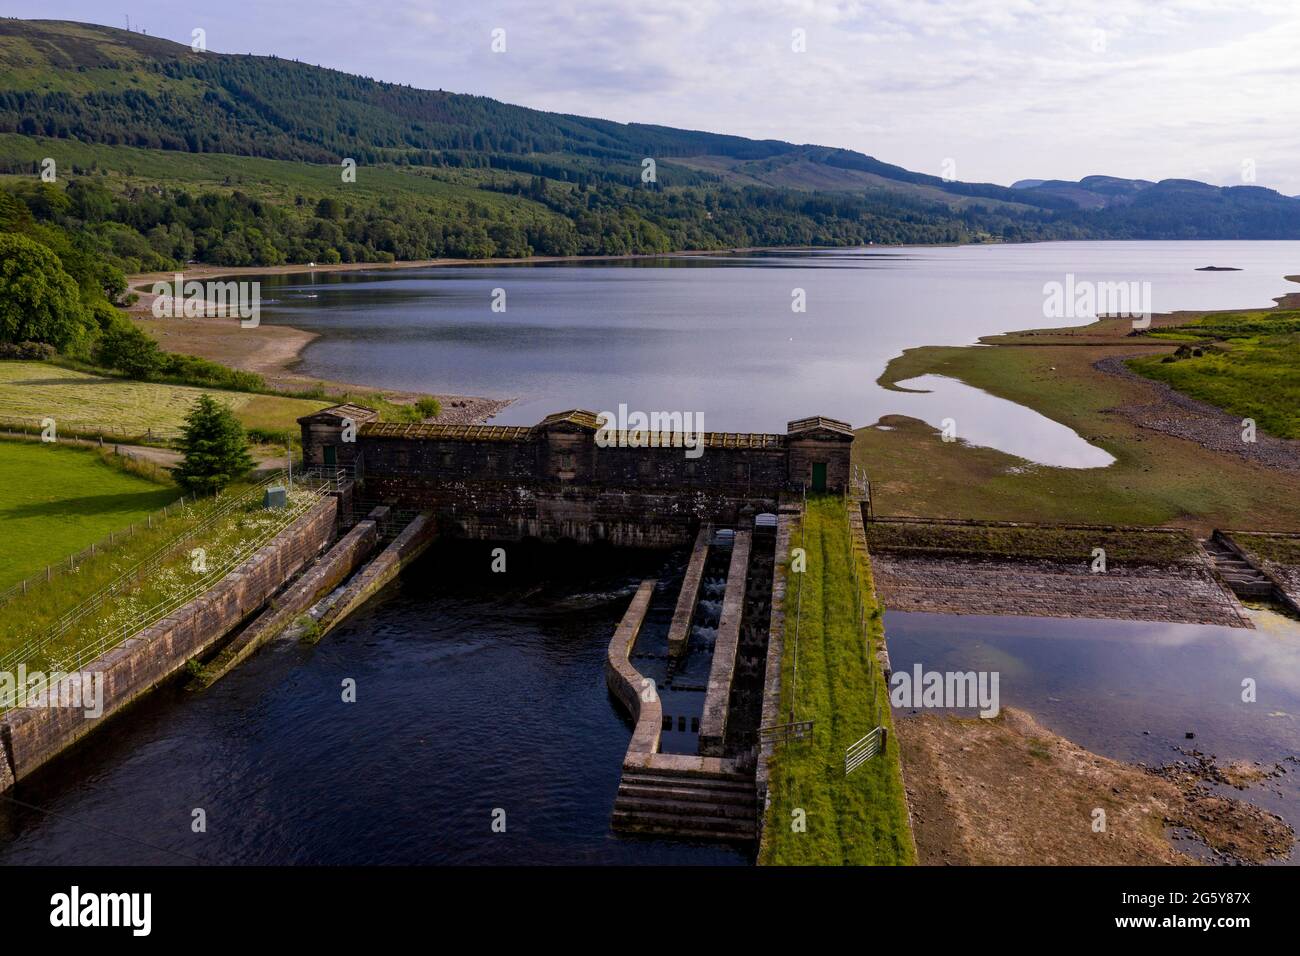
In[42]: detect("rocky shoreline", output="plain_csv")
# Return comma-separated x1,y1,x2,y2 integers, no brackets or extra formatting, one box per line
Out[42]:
1095,355,1300,474
897,707,1294,865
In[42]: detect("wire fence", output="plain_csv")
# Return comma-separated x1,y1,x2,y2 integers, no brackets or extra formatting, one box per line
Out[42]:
0,494,192,609
0,417,182,445
0,472,329,681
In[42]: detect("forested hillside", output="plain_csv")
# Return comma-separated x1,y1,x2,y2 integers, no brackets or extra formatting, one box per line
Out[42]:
2,15,1299,286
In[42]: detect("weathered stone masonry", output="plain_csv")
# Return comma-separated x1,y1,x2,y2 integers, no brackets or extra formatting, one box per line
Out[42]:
299,407,853,546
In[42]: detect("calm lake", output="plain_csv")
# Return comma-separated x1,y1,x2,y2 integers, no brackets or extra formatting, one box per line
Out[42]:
259,240,1300,467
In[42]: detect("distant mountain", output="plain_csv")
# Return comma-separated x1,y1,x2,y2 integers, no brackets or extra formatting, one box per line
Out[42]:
2,18,1299,243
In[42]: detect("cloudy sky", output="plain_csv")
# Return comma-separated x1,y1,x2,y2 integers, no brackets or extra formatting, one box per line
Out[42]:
20,0,1300,194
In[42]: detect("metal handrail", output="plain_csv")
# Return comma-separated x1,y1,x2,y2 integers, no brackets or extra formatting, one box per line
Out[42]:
14,473,285,653
0,476,323,676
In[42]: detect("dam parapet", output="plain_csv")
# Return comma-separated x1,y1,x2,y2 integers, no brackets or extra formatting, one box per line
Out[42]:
299,407,852,547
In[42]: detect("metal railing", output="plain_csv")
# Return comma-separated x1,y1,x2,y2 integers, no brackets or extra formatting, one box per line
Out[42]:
759,719,815,744
0,474,326,677
845,726,885,775
0,417,181,444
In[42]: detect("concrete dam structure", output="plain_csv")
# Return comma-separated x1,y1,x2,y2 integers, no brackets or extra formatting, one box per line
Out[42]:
297,404,854,842
298,405,853,547
1,406,852,849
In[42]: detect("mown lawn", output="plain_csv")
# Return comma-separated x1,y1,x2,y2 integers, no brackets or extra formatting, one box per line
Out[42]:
760,495,915,865
0,360,328,439
0,439,179,590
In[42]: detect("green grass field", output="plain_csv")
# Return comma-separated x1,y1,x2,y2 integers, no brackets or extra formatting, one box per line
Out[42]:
760,496,915,865
0,481,318,676
0,360,328,439
0,439,179,590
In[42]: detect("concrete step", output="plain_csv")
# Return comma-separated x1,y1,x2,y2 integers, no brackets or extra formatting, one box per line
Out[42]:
611,817,756,842
615,794,756,819
611,809,755,839
1229,582,1276,598
620,768,753,790
617,783,756,807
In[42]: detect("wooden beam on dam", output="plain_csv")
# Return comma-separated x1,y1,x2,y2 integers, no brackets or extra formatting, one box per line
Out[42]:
698,530,752,757
667,525,710,657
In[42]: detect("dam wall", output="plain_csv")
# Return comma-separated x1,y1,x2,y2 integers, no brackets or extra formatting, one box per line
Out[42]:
300,407,853,545
0,496,338,790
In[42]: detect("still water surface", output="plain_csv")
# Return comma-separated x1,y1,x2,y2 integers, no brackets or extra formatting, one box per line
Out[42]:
259,241,1300,465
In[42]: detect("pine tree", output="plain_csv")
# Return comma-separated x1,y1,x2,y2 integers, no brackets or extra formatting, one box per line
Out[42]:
171,395,255,495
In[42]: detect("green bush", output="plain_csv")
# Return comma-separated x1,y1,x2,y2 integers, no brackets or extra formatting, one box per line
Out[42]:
0,232,94,351
171,394,255,495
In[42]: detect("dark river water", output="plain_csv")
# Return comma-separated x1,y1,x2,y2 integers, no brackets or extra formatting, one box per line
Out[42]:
258,240,1300,466
0,543,746,865
885,609,1300,863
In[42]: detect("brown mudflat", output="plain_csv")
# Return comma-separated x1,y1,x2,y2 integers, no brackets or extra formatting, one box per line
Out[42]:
896,706,1293,865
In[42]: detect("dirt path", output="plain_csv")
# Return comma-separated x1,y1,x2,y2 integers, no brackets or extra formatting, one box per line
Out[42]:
896,707,1293,865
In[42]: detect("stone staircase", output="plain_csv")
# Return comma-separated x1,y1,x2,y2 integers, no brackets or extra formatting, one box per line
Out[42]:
612,766,757,843
1204,534,1276,601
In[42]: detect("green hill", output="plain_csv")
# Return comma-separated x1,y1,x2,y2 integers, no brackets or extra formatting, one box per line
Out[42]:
1,15,1298,276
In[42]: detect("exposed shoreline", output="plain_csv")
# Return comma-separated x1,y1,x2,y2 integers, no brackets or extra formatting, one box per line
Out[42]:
897,706,1294,865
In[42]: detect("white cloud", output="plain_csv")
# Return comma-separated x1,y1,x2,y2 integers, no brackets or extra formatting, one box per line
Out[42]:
17,0,1300,192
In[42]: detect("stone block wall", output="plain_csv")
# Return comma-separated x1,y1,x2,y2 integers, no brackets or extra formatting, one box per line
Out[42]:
604,580,662,759
0,496,338,790
362,478,778,548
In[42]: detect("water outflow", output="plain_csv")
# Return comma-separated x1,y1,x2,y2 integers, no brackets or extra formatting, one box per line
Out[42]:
0,541,745,865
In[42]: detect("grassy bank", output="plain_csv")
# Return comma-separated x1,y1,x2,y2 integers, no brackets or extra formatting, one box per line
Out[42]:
1127,309,1300,439
760,495,915,866
0,438,179,590
0,479,319,681
860,313,1300,531
864,520,1201,567
0,360,329,440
